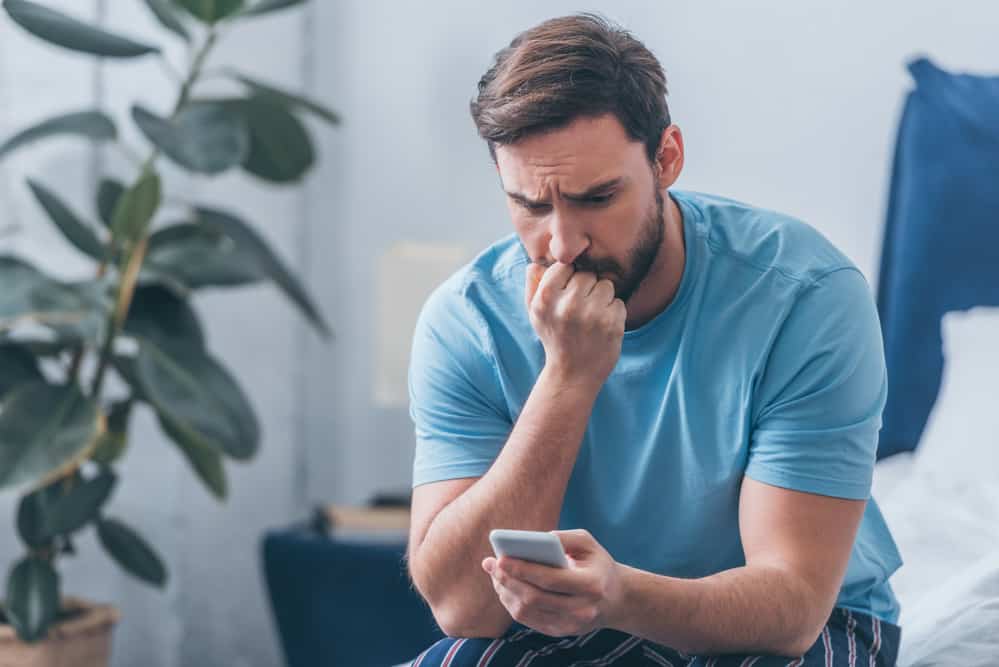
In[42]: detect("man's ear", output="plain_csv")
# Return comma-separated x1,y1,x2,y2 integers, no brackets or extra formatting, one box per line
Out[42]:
654,125,684,190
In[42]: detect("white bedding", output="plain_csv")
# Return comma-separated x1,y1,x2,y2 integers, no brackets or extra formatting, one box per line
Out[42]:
871,308,999,666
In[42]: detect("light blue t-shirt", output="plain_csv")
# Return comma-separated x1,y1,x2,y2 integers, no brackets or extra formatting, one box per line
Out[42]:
409,189,903,623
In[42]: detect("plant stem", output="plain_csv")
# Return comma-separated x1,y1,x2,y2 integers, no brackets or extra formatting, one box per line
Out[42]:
83,29,221,411
174,30,218,115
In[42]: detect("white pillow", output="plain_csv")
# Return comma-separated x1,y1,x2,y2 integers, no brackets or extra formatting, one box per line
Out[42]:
874,307,999,664
912,306,999,478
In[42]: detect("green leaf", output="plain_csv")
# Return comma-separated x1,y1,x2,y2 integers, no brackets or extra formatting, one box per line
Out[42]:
157,414,228,499
90,400,132,465
26,179,106,261
43,468,117,535
173,0,244,23
111,355,148,403
0,255,45,322
228,96,315,182
5,557,59,643
200,208,330,336
143,0,190,41
17,494,48,548
135,263,192,297
0,382,99,491
227,71,340,125
16,478,62,548
124,283,205,351
236,0,305,19
0,110,116,159
132,103,249,175
3,0,160,58
0,257,107,342
0,334,75,358
0,342,44,400
111,169,161,245
96,178,125,229
146,223,264,289
134,340,259,460
96,517,166,587
32,279,109,344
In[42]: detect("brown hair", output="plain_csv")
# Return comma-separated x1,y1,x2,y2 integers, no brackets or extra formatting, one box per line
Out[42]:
470,13,671,163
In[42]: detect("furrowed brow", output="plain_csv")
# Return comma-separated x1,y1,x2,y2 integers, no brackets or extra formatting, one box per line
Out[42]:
506,177,624,206
562,178,624,201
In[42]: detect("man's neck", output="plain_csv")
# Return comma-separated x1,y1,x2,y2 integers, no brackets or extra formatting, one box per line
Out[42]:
624,191,686,331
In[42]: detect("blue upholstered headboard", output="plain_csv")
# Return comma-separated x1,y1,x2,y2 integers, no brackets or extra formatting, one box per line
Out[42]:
875,57,999,460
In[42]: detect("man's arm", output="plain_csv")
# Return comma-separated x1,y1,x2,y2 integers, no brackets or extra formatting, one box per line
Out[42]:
409,365,600,637
613,478,865,656
408,262,626,638
483,477,864,656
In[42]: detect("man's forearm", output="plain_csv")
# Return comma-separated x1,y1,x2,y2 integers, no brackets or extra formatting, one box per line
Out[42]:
410,366,600,636
611,563,830,657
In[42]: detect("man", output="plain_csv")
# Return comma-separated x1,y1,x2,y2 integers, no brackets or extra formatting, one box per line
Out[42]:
404,13,902,666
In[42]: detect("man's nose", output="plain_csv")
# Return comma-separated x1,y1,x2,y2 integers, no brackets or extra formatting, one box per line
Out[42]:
547,211,589,265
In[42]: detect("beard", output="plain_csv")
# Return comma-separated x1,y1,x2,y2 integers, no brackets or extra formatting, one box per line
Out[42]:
572,189,665,303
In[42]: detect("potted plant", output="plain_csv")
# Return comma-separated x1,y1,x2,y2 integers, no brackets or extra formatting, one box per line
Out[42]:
0,0,337,662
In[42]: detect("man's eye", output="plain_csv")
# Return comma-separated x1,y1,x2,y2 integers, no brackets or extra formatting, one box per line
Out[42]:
522,202,551,214
584,194,614,205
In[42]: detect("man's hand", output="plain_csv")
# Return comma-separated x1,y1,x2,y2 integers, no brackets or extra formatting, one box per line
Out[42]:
525,262,626,388
481,529,626,637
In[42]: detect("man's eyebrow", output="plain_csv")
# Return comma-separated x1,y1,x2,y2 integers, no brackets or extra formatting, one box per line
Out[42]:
562,178,624,201
505,178,624,206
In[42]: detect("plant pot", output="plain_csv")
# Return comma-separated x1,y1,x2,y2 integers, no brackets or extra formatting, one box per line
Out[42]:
0,597,120,667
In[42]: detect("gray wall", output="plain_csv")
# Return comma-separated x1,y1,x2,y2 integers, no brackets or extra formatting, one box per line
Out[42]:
1,1,998,665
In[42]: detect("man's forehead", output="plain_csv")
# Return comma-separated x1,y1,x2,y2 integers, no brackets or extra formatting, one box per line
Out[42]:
495,114,643,195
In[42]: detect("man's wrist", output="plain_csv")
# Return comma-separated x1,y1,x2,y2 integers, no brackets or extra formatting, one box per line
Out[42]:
605,562,642,633
539,363,606,398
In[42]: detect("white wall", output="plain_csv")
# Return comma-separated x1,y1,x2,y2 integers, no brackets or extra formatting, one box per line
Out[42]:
303,0,999,508
1,1,997,665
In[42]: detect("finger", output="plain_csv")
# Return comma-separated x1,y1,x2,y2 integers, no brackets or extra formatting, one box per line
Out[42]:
524,262,546,309
536,262,575,296
491,566,579,615
611,298,627,325
493,583,571,635
551,529,598,557
590,279,616,304
565,271,598,297
497,556,579,595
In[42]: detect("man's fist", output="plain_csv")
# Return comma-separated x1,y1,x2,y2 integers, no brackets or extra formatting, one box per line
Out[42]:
525,262,626,388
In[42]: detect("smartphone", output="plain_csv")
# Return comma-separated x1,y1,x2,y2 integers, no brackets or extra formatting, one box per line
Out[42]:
489,529,569,568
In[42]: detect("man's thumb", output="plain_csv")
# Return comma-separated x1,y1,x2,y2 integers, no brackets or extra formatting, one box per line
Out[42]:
551,529,595,557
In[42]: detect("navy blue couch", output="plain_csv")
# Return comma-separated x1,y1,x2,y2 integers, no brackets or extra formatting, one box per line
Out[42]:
262,526,444,667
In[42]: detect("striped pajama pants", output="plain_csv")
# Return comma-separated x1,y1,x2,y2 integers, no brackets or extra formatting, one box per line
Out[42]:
405,608,900,666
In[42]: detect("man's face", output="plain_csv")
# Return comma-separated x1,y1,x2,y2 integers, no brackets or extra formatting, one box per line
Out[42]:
495,113,665,303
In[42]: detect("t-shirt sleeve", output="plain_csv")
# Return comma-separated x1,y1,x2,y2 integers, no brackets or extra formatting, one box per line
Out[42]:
747,267,888,500
408,281,513,488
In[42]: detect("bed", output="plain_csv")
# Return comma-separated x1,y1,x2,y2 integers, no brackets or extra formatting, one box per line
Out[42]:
870,57,999,666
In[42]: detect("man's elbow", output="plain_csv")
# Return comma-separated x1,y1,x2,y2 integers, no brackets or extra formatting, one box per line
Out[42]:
777,628,823,660
407,554,511,638
420,589,511,639
435,604,511,639
774,598,835,657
